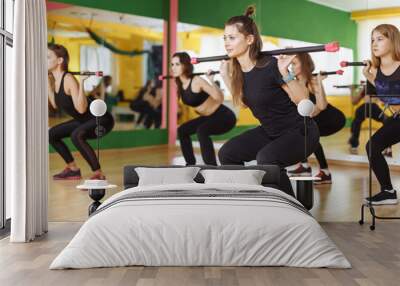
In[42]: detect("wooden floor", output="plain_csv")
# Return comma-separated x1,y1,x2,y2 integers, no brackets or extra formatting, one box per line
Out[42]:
1,221,400,286
1,127,400,285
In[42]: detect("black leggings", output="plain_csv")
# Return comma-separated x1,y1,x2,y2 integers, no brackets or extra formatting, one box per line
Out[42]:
218,121,319,196
49,113,114,171
178,104,236,166
304,105,346,169
131,100,161,128
366,117,400,191
349,103,385,148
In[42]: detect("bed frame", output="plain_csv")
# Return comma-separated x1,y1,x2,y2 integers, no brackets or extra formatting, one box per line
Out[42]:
122,165,314,210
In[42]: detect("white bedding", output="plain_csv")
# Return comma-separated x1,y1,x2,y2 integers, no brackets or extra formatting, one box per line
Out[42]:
50,183,351,269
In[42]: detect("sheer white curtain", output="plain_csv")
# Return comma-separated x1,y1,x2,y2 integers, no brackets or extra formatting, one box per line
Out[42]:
7,0,48,242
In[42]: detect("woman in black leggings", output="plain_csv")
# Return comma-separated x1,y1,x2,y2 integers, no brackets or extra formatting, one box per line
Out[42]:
48,44,114,180
218,6,319,196
363,24,400,205
348,85,392,157
288,53,346,184
171,52,236,165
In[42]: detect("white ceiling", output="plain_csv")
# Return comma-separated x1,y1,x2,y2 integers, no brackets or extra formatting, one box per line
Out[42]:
48,5,201,32
308,0,400,12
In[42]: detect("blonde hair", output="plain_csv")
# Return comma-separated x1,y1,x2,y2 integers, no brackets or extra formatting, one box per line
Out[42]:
371,24,400,68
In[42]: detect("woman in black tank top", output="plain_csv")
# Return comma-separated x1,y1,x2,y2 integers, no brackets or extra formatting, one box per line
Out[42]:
48,44,114,180
287,53,345,183
217,6,319,196
171,52,236,165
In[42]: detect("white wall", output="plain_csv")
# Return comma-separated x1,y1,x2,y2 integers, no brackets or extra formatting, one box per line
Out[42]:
80,45,113,92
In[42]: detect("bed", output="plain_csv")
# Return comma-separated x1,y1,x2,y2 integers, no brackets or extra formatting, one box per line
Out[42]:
50,165,350,269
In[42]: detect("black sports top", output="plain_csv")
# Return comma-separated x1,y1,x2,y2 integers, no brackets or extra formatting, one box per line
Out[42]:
368,64,400,105
54,72,93,122
242,56,303,137
181,77,209,107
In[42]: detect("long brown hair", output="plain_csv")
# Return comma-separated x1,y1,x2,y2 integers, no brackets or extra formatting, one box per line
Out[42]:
371,24,400,68
225,5,263,106
48,43,70,71
172,52,194,98
295,52,315,91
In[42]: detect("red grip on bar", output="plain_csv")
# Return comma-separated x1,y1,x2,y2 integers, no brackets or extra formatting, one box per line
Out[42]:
191,58,198,64
96,71,104,77
339,61,348,68
324,41,340,52
336,69,344,75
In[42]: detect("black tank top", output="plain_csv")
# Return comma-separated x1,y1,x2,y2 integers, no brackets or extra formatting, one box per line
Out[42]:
54,72,93,122
181,77,209,107
370,64,400,105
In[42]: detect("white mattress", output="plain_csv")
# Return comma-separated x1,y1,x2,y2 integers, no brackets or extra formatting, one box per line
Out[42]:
50,183,350,269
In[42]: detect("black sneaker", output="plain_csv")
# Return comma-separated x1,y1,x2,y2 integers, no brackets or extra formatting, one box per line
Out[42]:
314,170,332,184
287,165,312,177
53,168,82,180
365,190,398,205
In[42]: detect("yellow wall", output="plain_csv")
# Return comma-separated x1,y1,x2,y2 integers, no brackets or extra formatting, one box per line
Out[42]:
179,31,202,55
114,35,145,99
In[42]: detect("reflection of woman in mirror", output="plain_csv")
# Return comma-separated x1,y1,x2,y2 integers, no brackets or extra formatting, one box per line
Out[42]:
142,79,162,128
130,79,162,129
363,24,400,205
288,53,346,184
171,52,236,166
89,75,112,100
218,5,319,192
48,44,114,180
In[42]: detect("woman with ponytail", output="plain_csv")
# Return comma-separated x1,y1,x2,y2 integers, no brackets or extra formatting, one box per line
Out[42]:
218,6,320,195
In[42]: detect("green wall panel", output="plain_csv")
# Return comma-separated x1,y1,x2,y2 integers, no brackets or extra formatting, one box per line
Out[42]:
49,129,168,153
179,0,357,50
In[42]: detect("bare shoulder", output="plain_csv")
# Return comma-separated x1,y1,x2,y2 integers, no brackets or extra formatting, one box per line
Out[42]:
192,75,205,84
191,76,207,91
64,73,78,86
63,73,79,95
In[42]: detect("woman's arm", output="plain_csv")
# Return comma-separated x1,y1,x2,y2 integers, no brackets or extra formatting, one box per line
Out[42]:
64,74,88,114
219,60,232,94
278,55,308,104
310,74,328,117
350,86,364,105
362,60,377,86
281,80,309,105
196,73,224,104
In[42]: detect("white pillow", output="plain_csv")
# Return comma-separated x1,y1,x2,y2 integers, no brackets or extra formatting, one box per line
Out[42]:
200,169,266,185
135,167,201,186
